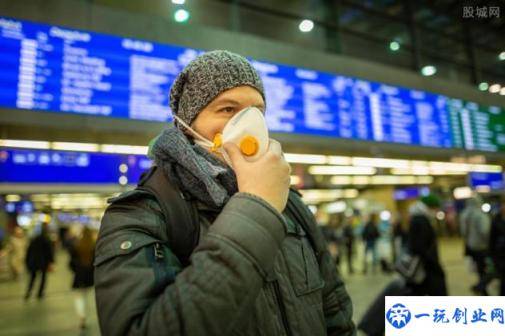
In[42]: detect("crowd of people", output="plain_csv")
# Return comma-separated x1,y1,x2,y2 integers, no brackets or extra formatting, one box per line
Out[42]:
0,220,97,330
318,195,505,336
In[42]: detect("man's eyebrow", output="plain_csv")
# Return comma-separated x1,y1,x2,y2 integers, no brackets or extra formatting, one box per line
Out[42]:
212,98,241,106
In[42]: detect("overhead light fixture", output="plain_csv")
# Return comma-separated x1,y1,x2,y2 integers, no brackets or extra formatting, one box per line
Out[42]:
52,142,100,152
327,156,352,165
299,189,358,203
309,165,376,175
101,144,148,155
371,175,416,185
330,175,433,185
352,176,370,185
417,176,434,184
174,9,190,23
325,201,347,214
283,153,351,165
284,153,327,164
299,19,314,33
389,41,400,51
5,194,21,202
499,51,505,61
500,87,505,96
478,82,489,91
352,157,410,169
453,186,472,199
330,176,352,185
391,167,431,175
0,139,50,149
171,0,185,4
421,65,437,76
489,83,501,93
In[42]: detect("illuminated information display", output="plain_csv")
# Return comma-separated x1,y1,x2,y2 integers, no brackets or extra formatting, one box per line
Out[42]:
0,148,151,184
0,17,503,152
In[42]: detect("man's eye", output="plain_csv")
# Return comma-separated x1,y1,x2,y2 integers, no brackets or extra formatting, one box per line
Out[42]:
220,107,235,113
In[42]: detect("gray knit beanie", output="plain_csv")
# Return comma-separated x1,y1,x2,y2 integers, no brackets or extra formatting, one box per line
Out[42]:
170,50,265,128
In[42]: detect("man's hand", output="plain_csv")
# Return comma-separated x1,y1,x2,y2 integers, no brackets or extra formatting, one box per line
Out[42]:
224,139,291,213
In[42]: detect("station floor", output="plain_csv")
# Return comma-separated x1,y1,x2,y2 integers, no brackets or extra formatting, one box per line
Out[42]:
0,237,499,335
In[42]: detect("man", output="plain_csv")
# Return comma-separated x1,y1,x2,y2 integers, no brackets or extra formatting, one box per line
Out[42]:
407,195,447,296
362,213,379,274
460,197,491,295
94,50,355,336
25,223,53,300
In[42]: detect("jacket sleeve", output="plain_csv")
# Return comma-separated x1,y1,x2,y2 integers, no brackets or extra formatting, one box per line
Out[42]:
319,237,356,336
94,192,286,336
288,191,356,336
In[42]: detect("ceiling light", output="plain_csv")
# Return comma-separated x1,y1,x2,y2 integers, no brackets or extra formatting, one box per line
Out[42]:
478,82,489,91
309,165,376,175
174,9,190,23
489,83,501,93
299,19,314,32
389,41,400,51
284,153,327,164
352,157,410,169
421,65,437,76
52,142,99,152
0,139,50,149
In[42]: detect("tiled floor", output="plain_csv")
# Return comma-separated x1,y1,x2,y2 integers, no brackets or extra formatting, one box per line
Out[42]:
0,237,499,335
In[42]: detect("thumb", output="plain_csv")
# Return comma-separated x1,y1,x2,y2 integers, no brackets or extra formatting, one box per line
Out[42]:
223,142,245,166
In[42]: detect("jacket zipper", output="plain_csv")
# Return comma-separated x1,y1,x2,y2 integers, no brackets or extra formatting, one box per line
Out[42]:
272,280,293,336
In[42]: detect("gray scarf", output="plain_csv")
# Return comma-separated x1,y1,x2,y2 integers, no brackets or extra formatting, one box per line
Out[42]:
151,125,238,210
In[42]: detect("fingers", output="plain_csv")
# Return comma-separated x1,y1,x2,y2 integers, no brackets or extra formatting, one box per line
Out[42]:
223,142,245,166
268,139,283,157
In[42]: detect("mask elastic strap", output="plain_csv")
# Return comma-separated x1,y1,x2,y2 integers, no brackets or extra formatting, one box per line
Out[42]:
173,115,213,146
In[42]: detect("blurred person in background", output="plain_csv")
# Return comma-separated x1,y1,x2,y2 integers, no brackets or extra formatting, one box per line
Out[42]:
321,213,343,266
7,225,27,280
342,215,355,274
490,197,505,295
460,197,491,295
24,223,54,300
377,214,393,274
391,214,407,264
407,195,447,296
362,212,380,274
69,226,96,330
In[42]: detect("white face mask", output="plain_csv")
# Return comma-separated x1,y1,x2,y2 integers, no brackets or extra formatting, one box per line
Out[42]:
173,106,269,167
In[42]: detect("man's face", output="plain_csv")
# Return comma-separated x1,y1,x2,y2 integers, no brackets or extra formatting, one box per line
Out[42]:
190,85,265,162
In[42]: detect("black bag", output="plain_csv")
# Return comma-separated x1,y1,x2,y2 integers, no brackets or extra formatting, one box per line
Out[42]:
136,165,321,267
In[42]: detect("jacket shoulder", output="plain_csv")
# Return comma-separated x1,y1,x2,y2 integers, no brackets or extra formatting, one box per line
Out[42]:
95,189,167,264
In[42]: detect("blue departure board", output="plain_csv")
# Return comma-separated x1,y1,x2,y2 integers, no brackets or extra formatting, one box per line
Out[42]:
0,147,152,184
0,17,502,151
468,172,504,190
